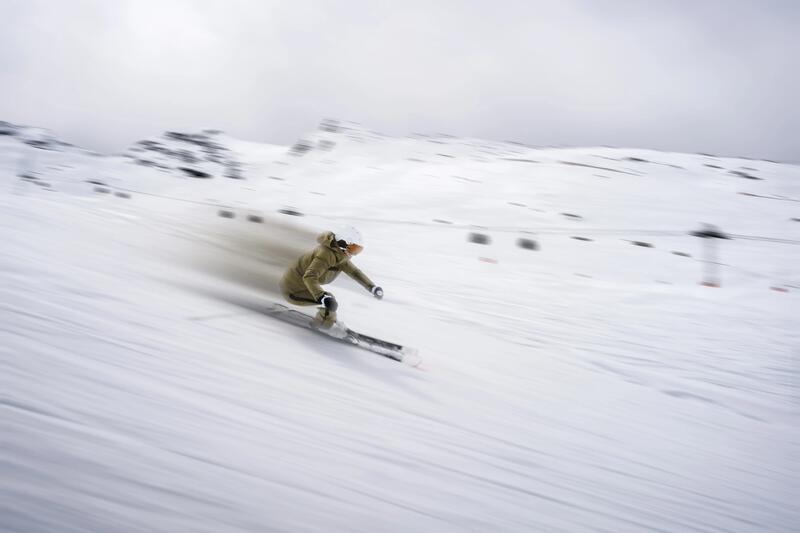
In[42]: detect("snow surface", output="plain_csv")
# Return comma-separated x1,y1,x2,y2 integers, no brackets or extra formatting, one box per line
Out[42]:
2,123,799,533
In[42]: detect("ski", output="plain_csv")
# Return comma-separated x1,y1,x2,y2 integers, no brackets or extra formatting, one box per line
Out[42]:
262,302,421,367
341,329,422,367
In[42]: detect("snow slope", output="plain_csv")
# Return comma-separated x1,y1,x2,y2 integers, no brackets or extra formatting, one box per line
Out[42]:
2,122,799,533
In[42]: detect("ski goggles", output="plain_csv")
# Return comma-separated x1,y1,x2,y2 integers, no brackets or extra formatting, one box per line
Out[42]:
338,240,363,256
346,243,363,256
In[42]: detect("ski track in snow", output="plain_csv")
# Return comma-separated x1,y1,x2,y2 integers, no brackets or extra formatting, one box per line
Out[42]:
2,133,799,533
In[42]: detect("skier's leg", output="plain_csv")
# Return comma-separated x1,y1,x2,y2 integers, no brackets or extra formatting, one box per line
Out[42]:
280,276,343,333
279,277,317,306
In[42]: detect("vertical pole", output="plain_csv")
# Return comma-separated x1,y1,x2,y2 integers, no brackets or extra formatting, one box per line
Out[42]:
708,238,719,287
692,225,728,288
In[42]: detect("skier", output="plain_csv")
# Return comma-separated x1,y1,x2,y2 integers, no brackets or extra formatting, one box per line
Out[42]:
279,226,384,337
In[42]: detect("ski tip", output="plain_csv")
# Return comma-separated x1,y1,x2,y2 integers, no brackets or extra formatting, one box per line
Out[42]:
401,349,423,368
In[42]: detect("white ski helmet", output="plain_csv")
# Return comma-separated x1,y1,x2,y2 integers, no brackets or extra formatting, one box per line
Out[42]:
334,225,364,255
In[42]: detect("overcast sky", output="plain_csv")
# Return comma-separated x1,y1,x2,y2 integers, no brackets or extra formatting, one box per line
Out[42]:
1,0,798,161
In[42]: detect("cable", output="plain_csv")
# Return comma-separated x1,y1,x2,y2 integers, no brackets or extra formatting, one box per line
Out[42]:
729,234,800,245
92,185,800,245
110,185,230,208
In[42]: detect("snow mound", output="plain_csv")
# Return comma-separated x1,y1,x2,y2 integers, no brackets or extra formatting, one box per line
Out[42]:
124,129,244,179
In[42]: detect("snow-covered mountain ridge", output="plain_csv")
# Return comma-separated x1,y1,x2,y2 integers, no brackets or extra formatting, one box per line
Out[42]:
0,120,90,153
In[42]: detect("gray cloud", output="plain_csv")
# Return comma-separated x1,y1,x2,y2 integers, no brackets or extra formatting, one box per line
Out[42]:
1,0,798,161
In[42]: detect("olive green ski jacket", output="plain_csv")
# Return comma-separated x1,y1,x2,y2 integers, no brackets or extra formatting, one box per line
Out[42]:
281,231,374,303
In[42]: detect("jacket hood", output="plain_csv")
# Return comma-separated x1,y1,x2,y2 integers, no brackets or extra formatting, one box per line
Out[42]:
317,231,335,246
317,231,352,260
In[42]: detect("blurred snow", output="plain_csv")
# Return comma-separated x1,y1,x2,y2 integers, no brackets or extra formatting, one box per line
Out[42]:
1,121,798,532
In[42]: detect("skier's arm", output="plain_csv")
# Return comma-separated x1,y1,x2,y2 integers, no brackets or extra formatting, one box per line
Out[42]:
341,260,375,291
303,253,334,302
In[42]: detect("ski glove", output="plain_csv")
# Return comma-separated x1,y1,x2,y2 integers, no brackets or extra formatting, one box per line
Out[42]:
371,286,384,300
320,293,338,312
